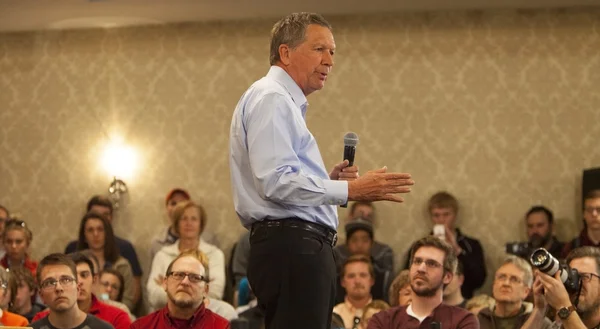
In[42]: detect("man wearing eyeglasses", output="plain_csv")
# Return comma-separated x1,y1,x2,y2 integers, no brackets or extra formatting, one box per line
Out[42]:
32,253,113,329
130,250,229,329
477,255,552,329
32,252,131,329
522,246,600,329
562,190,600,259
368,236,478,329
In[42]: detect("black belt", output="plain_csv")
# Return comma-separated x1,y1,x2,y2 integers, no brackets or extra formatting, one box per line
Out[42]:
251,218,338,247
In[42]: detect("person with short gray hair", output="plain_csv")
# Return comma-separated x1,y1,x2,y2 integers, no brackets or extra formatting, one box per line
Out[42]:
229,11,415,329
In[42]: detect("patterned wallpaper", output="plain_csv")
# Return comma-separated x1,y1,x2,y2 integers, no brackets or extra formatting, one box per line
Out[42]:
1,8,599,294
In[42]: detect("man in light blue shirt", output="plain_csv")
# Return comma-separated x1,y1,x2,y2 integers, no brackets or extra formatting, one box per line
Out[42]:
229,12,415,329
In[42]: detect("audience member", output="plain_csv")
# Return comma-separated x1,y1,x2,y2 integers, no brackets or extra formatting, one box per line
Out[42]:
465,295,495,315
0,204,9,259
443,261,466,308
31,253,113,329
131,249,229,329
477,255,551,329
360,300,390,329
525,206,563,258
561,190,600,258
32,252,131,329
335,219,392,303
74,212,136,311
368,236,478,329
336,202,394,275
1,219,37,277
148,201,225,310
0,266,29,326
8,265,45,322
523,246,600,329
404,191,486,299
65,196,142,310
333,255,375,329
387,270,412,307
98,269,125,304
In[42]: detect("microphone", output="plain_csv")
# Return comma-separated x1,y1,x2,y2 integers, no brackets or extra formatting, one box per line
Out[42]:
341,132,359,208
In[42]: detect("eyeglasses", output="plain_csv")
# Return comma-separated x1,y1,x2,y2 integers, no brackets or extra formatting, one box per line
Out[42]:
411,257,442,269
579,272,600,283
495,273,523,285
40,276,76,291
584,207,600,215
167,271,206,284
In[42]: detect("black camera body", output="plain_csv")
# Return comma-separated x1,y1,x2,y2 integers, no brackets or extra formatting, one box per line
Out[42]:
506,242,532,259
530,248,580,294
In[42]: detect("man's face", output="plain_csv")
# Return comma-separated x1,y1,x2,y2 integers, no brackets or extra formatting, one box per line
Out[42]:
347,230,372,256
569,257,600,315
166,193,189,222
410,246,452,297
39,265,79,313
492,263,530,304
89,205,112,223
430,207,457,229
443,272,464,298
282,24,335,96
14,281,34,311
341,262,374,300
75,263,94,302
584,198,600,231
350,204,374,222
163,256,207,309
99,272,121,301
526,212,552,246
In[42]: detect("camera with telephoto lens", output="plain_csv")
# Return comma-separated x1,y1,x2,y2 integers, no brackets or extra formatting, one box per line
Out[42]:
530,248,580,294
506,242,532,259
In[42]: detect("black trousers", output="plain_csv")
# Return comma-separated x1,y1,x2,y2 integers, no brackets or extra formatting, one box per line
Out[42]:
248,221,337,329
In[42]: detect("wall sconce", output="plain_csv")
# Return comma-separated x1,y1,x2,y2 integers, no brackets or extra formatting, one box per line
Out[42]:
102,137,137,209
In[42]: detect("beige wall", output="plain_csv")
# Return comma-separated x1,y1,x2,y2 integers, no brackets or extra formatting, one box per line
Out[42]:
1,8,599,294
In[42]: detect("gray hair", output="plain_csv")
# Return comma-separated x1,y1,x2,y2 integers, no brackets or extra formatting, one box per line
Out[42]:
269,12,332,65
498,255,533,287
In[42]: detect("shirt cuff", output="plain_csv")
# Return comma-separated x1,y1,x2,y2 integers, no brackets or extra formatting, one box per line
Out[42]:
323,180,348,205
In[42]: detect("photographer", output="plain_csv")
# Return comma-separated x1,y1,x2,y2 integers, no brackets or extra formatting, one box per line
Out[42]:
522,246,600,329
506,206,564,260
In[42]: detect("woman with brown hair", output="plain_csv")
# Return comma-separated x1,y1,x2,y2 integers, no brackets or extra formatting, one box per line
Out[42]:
1,219,37,278
147,201,225,311
76,212,136,310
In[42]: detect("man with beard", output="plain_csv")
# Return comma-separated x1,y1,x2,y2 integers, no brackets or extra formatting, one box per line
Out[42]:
333,255,375,329
130,250,229,329
368,236,478,329
32,253,113,329
477,255,552,329
522,246,600,329
524,206,563,259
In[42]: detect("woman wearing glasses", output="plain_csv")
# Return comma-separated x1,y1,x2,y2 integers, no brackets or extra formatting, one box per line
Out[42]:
147,201,225,312
1,219,37,278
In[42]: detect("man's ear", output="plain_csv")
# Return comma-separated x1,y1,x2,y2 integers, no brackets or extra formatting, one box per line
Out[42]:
278,44,292,66
443,272,453,285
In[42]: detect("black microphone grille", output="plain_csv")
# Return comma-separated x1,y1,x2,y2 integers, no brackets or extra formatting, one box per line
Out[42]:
343,132,359,147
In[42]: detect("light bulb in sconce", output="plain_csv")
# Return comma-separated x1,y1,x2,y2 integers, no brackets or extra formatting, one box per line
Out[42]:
102,137,138,209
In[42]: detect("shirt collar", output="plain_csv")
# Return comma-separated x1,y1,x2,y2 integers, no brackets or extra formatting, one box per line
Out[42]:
342,296,372,314
162,302,207,326
90,294,101,314
266,65,308,113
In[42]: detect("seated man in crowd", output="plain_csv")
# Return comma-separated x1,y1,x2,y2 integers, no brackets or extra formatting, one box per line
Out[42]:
64,195,143,309
562,190,600,258
523,246,600,329
335,219,393,303
8,266,46,322
33,252,131,329
443,261,466,308
404,191,486,299
333,255,375,329
477,255,552,329
131,249,229,329
368,236,478,329
506,206,563,260
335,202,394,275
32,253,112,329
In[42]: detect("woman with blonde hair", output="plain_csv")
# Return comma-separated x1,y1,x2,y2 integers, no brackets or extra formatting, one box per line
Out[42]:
1,219,37,278
147,201,225,311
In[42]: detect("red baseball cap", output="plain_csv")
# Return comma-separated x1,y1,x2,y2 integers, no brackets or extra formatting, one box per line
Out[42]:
165,188,191,205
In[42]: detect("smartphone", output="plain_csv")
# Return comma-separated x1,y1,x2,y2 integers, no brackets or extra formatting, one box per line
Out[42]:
433,224,446,241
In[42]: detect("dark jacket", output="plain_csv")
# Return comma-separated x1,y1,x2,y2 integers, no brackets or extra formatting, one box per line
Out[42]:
477,304,552,329
404,229,486,299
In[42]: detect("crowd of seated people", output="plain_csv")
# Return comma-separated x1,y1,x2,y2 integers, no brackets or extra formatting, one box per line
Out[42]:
0,187,598,328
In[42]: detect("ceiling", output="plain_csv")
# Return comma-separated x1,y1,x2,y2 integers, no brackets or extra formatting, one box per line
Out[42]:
1,0,600,33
